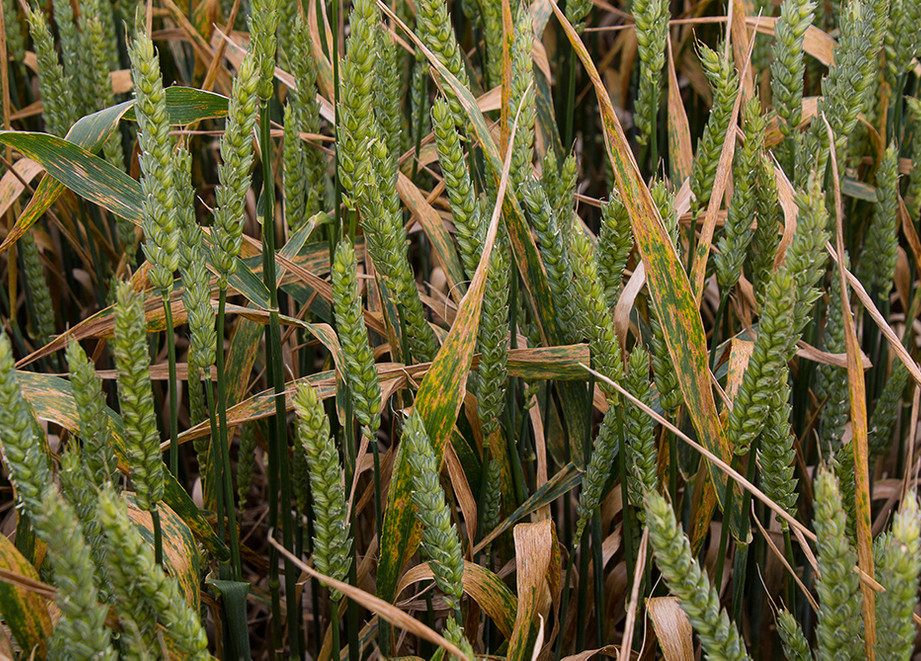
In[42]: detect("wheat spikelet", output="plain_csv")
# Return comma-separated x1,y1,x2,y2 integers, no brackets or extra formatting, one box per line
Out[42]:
856,143,899,298
868,358,909,461
814,469,864,657
237,422,258,505
747,155,782,304
433,97,482,280
776,610,811,661
477,239,510,439
51,0,92,115
212,53,260,287
376,28,403,171
565,0,593,30
756,381,798,524
785,174,830,347
690,42,739,215
403,410,465,611
294,381,352,599
648,181,683,413
283,17,326,230
715,96,764,291
726,270,796,455
97,488,210,658
633,0,669,147
129,30,180,295
624,346,657,508
333,239,383,434
249,0,278,101
66,339,119,490
770,0,817,143
575,408,620,541
598,196,633,310
645,491,752,661
37,488,117,660
18,232,55,346
509,5,536,189
113,281,163,513
2,0,23,62
817,252,850,452
521,180,579,343
0,331,51,512
416,0,470,124
874,493,921,659
569,220,623,400
26,8,74,137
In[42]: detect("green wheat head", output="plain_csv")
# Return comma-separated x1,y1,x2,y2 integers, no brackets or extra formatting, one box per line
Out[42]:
433,96,482,281
715,96,764,291
129,30,180,295
113,281,163,513
476,238,511,440
521,180,579,344
856,142,899,299
97,487,210,659
333,239,383,434
403,410,465,611
37,487,116,660
756,380,799,524
570,220,624,399
66,339,119,490
624,346,658,508
645,491,752,661
690,41,739,215
598,195,633,310
415,0,470,124
0,331,51,513
814,468,865,657
575,407,620,541
873,492,921,659
27,7,75,137
294,381,352,599
212,53,261,287
633,0,669,147
776,610,811,661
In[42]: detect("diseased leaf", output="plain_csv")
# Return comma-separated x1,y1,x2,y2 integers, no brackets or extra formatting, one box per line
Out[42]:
0,533,51,657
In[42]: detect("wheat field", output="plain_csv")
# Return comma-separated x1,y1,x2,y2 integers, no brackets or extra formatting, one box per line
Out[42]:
0,0,918,657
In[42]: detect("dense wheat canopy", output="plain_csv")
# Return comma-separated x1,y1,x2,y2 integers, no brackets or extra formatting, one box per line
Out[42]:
0,0,919,656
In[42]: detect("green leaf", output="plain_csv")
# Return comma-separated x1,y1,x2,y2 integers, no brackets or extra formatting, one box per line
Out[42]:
0,86,229,253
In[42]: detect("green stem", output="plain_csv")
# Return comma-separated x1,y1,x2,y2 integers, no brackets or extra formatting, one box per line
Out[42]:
563,45,576,151
891,73,907,146
260,101,301,659
710,292,729,370
368,428,383,543
616,408,635,584
151,505,163,567
731,442,760,621
713,474,735,589
216,289,242,581
783,527,796,610
203,369,224,543
554,542,576,661
667,425,677,503
575,524,590,652
331,601,341,661
331,0,341,242
162,294,180,478
591,512,605,645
